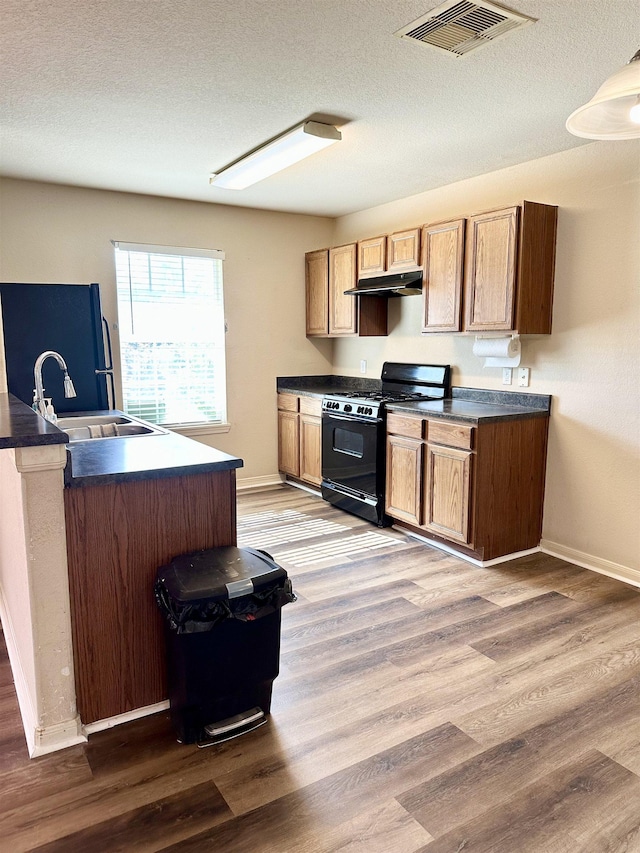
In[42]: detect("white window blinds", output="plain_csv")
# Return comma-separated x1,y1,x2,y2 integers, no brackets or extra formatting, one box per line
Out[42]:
113,242,227,426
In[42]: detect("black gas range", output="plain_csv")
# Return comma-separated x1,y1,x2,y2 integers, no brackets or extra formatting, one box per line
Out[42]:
321,362,451,526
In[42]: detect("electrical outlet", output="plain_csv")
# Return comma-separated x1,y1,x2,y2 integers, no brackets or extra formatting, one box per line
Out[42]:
518,367,530,387
502,368,512,385
360,360,367,374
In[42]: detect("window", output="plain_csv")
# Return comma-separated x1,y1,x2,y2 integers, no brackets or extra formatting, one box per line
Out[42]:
113,242,226,427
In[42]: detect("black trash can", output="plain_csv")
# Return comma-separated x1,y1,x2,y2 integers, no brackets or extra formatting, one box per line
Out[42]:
154,546,295,746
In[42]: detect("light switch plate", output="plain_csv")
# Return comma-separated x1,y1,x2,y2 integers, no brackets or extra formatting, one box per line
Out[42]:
360,360,367,374
502,368,512,385
518,367,530,387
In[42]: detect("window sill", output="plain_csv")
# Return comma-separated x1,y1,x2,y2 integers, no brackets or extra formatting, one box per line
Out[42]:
166,422,231,437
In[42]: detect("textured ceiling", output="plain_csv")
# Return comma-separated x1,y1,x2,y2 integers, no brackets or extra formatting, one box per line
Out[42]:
1,0,638,216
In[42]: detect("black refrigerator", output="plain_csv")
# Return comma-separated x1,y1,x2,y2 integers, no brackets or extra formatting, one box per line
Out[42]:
0,282,114,413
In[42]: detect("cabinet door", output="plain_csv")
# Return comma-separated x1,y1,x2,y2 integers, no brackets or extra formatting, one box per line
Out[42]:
387,228,420,271
300,414,322,486
386,434,423,526
358,236,386,278
278,410,300,477
464,206,519,332
422,219,465,332
423,443,473,545
305,250,329,336
329,244,357,335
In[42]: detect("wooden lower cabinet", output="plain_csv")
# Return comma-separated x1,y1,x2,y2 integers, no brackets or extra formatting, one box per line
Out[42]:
385,434,423,525
386,412,548,560
423,443,473,544
278,409,300,477
278,393,322,487
299,413,322,486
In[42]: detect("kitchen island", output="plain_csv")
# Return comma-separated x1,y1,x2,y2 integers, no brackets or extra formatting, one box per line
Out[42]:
0,392,243,753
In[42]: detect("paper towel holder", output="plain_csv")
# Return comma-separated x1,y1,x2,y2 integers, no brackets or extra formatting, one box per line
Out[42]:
473,333,521,368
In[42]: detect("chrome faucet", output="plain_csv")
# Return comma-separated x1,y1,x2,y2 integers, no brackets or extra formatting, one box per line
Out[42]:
33,351,77,421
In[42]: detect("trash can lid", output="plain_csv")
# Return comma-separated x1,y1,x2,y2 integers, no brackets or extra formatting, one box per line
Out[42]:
157,546,286,603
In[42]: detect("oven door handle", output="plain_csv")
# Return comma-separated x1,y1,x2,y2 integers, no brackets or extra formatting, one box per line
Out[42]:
323,412,382,424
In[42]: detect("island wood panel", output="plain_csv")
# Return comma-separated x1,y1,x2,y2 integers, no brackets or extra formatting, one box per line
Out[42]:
64,470,237,724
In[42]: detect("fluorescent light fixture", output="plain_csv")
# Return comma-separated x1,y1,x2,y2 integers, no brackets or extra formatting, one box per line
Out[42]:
209,121,342,190
566,49,640,140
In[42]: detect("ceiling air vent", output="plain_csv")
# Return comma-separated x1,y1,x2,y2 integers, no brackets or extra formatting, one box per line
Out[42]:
394,0,535,57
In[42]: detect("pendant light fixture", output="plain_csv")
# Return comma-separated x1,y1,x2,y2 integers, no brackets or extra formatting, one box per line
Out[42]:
210,121,342,190
566,49,640,139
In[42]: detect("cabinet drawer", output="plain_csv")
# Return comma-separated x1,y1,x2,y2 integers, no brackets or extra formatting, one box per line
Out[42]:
277,393,299,413
386,412,424,439
299,395,322,417
427,420,474,450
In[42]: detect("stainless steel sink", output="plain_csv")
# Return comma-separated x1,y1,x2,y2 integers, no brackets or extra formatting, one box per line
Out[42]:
56,412,167,442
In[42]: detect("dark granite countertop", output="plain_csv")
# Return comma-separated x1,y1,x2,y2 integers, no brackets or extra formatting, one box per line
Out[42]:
278,374,381,398
387,387,551,423
0,394,243,485
276,377,551,423
0,392,69,449
65,429,243,487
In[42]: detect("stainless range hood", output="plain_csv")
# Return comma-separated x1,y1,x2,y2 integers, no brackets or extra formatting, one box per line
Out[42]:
344,269,423,297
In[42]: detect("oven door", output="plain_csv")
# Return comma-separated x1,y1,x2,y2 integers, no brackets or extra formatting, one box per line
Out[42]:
321,411,382,499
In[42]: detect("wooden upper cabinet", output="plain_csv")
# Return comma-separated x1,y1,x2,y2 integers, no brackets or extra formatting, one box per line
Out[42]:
305,249,329,336
329,244,357,335
464,201,557,334
422,218,465,332
358,228,421,278
464,206,519,332
358,236,386,277
387,228,421,271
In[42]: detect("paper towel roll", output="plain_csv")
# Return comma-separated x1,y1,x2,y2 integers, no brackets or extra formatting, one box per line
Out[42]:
472,336,521,367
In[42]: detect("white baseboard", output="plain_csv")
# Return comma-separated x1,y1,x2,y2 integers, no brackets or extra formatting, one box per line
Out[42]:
83,700,170,735
31,719,86,758
236,474,283,491
540,539,640,589
0,585,86,757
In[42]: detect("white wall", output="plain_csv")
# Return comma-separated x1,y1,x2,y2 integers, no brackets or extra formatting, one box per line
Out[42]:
0,179,336,484
332,141,640,576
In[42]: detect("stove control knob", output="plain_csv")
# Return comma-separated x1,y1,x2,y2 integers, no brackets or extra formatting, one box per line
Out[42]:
344,404,352,413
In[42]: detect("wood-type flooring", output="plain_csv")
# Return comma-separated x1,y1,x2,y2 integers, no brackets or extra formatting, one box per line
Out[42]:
2,483,640,851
